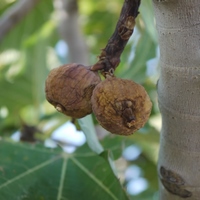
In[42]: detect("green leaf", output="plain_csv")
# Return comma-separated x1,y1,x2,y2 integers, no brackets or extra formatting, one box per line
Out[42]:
0,24,58,128
0,0,54,50
78,115,104,154
120,29,156,83
100,151,118,177
140,0,158,43
129,127,160,163
0,140,129,200
101,135,125,160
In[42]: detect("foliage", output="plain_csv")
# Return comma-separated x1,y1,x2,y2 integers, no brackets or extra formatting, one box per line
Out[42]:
0,0,160,199
0,140,129,200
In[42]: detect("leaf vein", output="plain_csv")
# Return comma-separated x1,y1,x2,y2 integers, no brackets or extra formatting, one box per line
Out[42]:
57,155,68,200
0,155,61,190
71,157,118,200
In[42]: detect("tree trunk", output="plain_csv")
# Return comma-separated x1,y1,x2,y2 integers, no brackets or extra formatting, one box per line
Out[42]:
153,0,200,199
54,0,89,65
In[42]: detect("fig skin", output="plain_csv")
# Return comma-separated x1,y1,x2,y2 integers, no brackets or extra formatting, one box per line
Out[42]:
45,63,101,118
91,76,152,135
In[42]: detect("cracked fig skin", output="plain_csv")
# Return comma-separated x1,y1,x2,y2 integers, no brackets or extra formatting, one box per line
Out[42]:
45,63,101,118
92,76,152,135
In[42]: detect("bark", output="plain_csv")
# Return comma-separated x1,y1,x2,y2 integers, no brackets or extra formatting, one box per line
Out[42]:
54,0,89,65
153,0,200,199
91,0,140,76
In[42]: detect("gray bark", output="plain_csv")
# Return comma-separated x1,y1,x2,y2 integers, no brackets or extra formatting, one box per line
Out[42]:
54,0,89,65
153,0,200,199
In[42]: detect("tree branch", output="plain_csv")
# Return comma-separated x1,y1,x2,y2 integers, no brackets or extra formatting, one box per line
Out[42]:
54,0,89,65
91,0,141,76
0,0,40,42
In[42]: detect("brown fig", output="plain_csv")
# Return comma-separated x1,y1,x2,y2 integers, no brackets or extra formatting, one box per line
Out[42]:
91,76,152,135
45,63,101,118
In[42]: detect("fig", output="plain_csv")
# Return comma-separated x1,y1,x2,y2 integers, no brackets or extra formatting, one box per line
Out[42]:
91,76,152,135
45,63,101,118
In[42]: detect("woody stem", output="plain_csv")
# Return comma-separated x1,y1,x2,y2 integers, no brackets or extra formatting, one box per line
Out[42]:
91,0,141,76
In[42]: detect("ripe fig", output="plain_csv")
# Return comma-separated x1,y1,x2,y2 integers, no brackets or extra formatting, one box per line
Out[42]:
91,76,152,135
45,63,101,118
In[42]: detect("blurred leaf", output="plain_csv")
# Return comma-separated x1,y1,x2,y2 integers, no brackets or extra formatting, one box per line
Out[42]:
0,39,51,128
101,135,125,160
140,0,157,43
130,153,159,199
0,0,15,13
129,127,160,163
0,0,58,130
100,150,118,177
0,0,54,50
0,140,129,200
78,115,104,154
121,29,156,83
80,0,122,55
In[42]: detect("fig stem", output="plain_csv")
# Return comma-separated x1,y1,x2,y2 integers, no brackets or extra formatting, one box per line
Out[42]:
91,0,141,76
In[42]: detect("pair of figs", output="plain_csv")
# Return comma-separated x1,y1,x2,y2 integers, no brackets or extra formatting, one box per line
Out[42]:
45,63,152,135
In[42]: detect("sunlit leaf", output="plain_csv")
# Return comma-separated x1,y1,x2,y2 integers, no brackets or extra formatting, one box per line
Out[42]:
0,0,54,50
0,0,58,129
0,38,49,117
